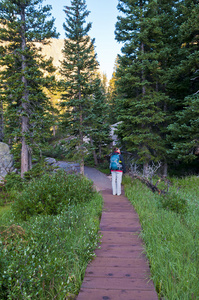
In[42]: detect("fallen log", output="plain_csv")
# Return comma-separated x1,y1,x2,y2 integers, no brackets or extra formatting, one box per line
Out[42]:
131,174,166,195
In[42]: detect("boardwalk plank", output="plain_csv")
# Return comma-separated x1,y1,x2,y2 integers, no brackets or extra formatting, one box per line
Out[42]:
88,257,150,268
99,231,143,245
76,176,158,300
81,277,155,290
77,288,158,300
85,266,151,278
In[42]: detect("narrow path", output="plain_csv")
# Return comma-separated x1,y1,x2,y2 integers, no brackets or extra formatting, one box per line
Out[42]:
76,168,158,300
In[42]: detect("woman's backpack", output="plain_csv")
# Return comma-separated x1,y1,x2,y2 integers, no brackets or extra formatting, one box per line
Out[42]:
110,154,122,170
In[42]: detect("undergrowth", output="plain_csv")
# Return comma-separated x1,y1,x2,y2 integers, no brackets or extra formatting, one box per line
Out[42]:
12,170,94,221
0,172,103,299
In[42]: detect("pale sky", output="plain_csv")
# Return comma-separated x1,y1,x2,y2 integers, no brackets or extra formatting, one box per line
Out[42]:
44,0,121,80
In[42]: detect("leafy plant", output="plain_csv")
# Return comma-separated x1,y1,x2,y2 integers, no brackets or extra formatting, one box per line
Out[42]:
158,192,188,214
12,170,94,221
42,143,68,160
3,173,24,191
0,192,102,299
23,159,56,181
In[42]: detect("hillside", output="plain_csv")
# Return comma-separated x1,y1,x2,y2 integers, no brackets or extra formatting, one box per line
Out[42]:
38,38,103,79
35,38,64,70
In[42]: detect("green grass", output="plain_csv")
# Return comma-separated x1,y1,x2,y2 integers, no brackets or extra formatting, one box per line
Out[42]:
0,174,103,300
2,172,198,299
0,204,11,217
124,176,199,300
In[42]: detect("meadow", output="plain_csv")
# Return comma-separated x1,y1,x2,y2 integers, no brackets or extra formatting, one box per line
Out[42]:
123,175,199,299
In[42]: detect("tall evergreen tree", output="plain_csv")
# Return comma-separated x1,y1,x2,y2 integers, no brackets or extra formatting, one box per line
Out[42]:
167,1,199,163
168,94,199,163
88,76,110,165
115,0,199,175
0,0,58,177
60,0,98,174
115,0,175,175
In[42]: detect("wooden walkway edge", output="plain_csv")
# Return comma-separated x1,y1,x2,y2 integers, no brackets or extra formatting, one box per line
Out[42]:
76,188,158,300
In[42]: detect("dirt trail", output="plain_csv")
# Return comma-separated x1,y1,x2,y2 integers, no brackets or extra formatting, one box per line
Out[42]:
84,167,112,191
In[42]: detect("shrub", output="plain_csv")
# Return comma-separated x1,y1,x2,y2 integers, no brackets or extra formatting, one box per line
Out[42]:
23,159,56,181
158,191,188,214
4,173,24,191
0,193,103,300
12,170,94,221
0,173,24,206
0,190,9,206
42,143,68,160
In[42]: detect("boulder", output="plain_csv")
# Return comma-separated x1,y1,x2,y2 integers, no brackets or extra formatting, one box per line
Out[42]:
56,161,80,172
110,122,122,146
44,157,80,173
0,142,14,182
45,157,57,165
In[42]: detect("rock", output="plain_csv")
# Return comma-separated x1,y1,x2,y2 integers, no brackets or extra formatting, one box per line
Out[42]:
0,142,14,182
45,157,57,165
110,122,122,146
56,161,80,172
45,157,80,173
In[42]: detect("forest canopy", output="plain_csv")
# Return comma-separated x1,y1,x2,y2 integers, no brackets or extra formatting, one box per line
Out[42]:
0,0,198,177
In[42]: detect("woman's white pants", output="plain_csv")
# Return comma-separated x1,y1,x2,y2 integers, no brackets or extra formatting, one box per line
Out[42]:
111,171,123,196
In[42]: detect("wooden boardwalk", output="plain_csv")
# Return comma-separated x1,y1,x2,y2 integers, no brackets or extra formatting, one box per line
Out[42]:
76,188,158,300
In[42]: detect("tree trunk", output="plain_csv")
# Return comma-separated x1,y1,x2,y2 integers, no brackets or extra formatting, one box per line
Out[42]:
52,111,56,136
53,125,56,137
141,40,149,172
21,5,31,177
21,134,29,176
79,85,84,175
99,143,102,160
143,162,149,177
79,112,84,175
0,100,4,142
90,136,98,166
80,159,84,175
132,174,166,195
28,147,32,170
163,162,168,177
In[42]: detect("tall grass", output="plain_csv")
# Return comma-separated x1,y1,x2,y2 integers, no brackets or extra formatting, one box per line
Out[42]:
124,176,199,300
0,174,103,299
0,205,11,217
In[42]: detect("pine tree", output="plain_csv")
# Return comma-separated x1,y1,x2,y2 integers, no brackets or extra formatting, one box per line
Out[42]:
0,0,58,177
168,94,199,163
115,0,174,175
167,1,199,163
114,0,198,174
60,0,98,174
88,76,110,165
